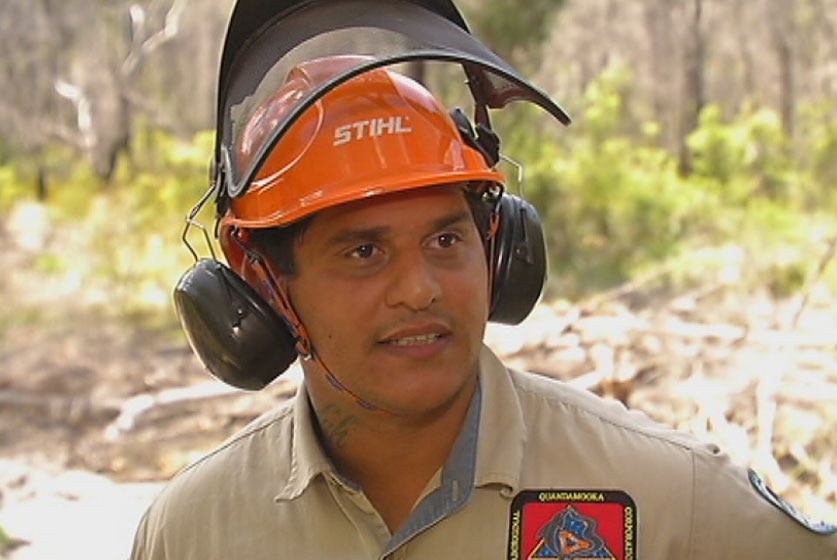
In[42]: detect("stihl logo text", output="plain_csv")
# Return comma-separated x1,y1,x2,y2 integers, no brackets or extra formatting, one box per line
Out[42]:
333,116,413,146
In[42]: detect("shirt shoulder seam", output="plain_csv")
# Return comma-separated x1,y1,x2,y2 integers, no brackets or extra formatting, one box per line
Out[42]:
509,369,712,454
173,398,295,477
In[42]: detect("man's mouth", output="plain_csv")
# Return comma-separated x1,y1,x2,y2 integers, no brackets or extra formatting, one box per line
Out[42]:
386,333,444,347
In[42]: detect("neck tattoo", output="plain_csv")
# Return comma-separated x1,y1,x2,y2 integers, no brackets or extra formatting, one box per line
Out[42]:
318,404,357,450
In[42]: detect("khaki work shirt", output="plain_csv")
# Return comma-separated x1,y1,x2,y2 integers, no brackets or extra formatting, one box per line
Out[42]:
131,345,837,559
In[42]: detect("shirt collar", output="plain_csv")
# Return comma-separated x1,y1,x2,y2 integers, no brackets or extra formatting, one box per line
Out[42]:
275,382,335,501
473,344,526,493
275,344,526,501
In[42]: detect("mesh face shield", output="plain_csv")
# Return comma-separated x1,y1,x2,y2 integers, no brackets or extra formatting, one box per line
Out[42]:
214,0,571,201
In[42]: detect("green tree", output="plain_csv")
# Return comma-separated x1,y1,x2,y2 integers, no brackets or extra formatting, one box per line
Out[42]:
461,0,567,71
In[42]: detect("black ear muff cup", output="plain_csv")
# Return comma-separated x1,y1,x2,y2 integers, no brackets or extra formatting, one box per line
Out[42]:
173,258,298,390
488,194,547,325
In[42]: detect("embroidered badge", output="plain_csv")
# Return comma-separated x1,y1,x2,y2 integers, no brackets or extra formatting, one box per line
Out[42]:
748,469,837,535
508,490,637,560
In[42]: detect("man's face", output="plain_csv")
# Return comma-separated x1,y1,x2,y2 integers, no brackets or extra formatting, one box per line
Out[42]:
286,183,489,418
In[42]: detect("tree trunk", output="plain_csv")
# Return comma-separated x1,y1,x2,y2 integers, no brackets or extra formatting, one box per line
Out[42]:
406,60,426,86
643,0,678,151
678,0,706,176
768,0,795,138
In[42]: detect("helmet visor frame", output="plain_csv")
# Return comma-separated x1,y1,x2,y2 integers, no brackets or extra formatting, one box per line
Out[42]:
216,0,571,200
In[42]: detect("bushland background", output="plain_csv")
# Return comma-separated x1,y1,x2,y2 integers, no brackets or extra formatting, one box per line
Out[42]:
1,0,837,558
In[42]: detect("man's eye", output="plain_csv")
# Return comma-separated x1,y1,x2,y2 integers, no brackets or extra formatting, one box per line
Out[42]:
435,233,461,248
348,244,378,259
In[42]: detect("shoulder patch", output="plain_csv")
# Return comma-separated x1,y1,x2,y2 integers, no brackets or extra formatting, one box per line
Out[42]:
508,489,637,560
748,468,837,535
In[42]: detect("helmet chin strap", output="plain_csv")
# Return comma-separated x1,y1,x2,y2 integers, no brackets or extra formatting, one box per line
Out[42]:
248,255,397,416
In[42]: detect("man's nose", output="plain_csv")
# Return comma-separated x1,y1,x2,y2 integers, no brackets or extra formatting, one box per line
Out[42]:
384,251,442,311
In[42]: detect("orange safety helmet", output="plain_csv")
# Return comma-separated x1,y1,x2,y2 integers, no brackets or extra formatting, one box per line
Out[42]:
218,56,504,278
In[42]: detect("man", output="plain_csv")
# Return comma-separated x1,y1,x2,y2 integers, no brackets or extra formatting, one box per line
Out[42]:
131,1,837,558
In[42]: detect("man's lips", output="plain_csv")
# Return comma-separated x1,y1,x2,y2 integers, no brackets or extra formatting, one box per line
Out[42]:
378,323,452,346
385,333,444,346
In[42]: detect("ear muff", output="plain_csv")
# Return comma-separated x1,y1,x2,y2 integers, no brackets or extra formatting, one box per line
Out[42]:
450,107,547,324
487,194,547,324
173,258,297,390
